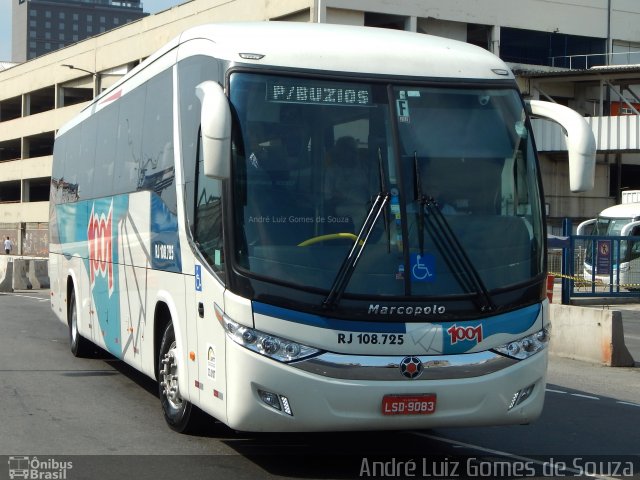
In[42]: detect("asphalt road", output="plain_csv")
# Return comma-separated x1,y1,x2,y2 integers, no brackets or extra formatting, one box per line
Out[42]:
1,290,639,480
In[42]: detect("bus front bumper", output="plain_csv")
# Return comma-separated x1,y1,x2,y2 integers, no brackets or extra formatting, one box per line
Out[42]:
222,340,548,432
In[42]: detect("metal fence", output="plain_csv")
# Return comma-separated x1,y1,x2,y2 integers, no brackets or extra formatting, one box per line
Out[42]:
548,235,640,298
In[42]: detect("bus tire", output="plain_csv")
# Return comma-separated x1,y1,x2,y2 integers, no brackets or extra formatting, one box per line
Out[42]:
158,321,197,433
68,288,93,357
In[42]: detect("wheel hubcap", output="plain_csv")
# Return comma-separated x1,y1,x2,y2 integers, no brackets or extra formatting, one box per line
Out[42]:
160,343,182,409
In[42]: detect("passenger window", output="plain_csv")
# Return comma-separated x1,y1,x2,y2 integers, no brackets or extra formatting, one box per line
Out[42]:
78,117,98,200
114,86,145,195
92,103,118,198
140,70,176,213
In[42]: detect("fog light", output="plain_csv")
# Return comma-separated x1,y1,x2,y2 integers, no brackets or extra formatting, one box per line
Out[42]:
258,389,281,411
508,384,536,410
257,389,294,416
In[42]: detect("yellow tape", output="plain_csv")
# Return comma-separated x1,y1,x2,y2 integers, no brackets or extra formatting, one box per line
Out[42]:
548,272,640,288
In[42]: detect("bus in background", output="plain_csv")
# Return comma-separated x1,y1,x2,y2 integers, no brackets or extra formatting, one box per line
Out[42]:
49,22,596,433
578,190,640,289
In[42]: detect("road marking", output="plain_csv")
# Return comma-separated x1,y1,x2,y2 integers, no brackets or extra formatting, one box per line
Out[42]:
0,292,49,302
410,431,623,480
549,388,640,410
411,431,546,464
545,388,567,394
570,393,600,400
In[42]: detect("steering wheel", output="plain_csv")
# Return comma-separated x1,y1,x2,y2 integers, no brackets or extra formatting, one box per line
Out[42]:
297,233,360,247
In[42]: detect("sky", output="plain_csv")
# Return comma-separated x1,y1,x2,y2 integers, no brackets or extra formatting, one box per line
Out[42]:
0,0,184,62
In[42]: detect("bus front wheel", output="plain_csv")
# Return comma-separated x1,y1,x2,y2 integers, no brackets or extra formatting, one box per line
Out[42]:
158,322,196,433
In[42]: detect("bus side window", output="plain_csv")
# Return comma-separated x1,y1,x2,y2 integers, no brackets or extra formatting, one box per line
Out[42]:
177,55,220,236
194,131,224,276
140,70,176,213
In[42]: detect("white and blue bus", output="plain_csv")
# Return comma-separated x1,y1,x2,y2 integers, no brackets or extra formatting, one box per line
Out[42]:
49,22,595,432
578,192,640,289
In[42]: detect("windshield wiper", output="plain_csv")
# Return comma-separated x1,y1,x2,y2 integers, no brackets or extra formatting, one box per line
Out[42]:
378,147,391,253
413,158,495,312
323,151,390,310
322,191,390,310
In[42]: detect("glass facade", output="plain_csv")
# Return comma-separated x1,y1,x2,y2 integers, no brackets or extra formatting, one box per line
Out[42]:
20,0,147,60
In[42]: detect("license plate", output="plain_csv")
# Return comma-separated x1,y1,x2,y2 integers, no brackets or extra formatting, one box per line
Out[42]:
381,394,437,416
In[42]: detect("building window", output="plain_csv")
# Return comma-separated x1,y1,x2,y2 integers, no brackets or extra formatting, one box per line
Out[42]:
73,24,78,31
100,16,105,23
59,33,64,40
364,12,407,30
29,41,36,49
114,18,119,25
87,14,92,22
29,10,37,17
45,21,51,29
45,10,51,18
45,32,51,40
45,42,51,50
73,13,78,20
500,27,606,68
29,20,36,27
467,24,493,51
73,35,78,41
59,12,65,20
87,25,93,33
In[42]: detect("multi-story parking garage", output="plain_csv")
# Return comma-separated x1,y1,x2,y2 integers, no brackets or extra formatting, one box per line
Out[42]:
2,0,640,253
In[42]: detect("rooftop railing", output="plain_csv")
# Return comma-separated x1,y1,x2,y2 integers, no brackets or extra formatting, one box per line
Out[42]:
550,51,640,70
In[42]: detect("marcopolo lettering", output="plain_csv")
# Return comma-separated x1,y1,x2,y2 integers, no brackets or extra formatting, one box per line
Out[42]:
368,304,446,316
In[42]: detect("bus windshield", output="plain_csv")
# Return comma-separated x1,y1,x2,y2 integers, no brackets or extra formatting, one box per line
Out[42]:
594,217,634,236
587,216,636,265
228,72,543,299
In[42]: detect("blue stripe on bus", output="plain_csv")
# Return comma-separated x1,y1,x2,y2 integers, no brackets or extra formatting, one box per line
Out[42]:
252,302,407,333
252,301,541,341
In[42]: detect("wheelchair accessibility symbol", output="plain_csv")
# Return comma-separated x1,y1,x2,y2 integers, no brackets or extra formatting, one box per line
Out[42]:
195,265,202,292
410,253,435,282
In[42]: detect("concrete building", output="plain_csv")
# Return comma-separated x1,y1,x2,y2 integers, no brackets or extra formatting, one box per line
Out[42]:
2,0,640,253
11,0,147,62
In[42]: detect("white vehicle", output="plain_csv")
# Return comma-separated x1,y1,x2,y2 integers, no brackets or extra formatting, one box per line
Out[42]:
49,22,595,433
578,192,640,288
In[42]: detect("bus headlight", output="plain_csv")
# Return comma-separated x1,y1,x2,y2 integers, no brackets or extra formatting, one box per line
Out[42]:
215,303,322,362
492,326,550,360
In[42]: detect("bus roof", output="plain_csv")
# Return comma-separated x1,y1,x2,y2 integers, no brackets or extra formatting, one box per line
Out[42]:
599,202,640,219
178,22,514,80
59,22,515,136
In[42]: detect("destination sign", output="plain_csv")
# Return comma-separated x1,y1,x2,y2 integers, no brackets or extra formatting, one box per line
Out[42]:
266,80,372,106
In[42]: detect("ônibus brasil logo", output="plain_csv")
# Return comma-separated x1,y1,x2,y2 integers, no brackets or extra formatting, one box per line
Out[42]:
87,201,114,296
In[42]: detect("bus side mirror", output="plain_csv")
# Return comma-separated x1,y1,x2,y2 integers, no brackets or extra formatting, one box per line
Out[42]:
528,100,596,193
196,81,231,179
